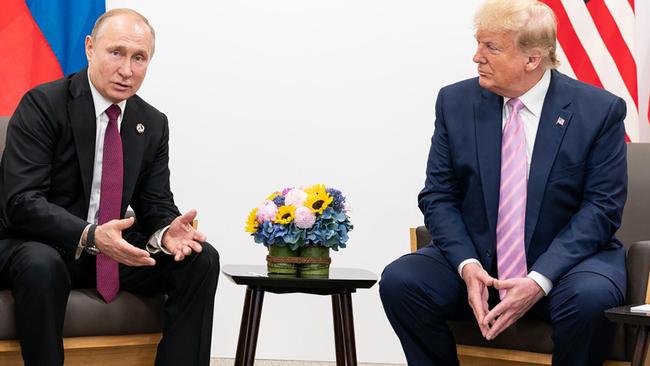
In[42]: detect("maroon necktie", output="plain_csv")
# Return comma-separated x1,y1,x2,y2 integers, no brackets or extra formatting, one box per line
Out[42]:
96,104,122,303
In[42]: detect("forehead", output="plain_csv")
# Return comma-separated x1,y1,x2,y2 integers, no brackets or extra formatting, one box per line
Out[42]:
95,14,153,54
475,29,515,46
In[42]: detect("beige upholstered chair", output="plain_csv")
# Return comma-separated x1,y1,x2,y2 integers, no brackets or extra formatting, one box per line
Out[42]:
409,143,650,366
0,116,164,366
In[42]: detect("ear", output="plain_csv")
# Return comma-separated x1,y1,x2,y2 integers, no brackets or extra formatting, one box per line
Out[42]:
85,35,94,62
525,49,543,71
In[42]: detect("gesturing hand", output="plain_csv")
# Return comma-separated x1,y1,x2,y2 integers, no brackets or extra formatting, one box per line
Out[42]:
482,277,544,340
461,263,495,338
94,217,156,266
162,209,207,262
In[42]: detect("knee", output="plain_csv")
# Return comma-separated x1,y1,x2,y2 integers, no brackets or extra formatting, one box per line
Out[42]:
379,258,420,308
12,242,70,294
554,274,622,321
193,242,220,279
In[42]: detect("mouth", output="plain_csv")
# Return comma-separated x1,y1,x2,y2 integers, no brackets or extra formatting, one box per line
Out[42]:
112,81,131,91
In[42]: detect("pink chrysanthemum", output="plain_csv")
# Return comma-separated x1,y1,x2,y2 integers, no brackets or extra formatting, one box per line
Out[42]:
285,188,307,207
294,206,316,229
256,201,278,223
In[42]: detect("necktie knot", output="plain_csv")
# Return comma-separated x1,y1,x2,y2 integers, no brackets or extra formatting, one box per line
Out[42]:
507,97,524,115
105,104,121,122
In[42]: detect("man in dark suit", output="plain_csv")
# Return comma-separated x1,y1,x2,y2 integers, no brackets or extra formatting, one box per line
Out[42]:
0,8,219,366
380,1,627,365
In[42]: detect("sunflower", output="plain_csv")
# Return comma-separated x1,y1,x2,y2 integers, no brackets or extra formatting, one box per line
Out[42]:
275,205,296,224
245,208,259,233
304,185,333,214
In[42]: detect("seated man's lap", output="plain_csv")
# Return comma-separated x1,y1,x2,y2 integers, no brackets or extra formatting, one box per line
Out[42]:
380,245,474,321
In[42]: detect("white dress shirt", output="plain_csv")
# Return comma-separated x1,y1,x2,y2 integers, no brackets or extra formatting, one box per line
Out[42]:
458,69,553,295
75,74,170,259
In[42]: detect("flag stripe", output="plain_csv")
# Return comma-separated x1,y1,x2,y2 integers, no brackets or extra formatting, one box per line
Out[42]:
586,0,638,108
0,0,62,115
542,0,603,87
560,0,640,140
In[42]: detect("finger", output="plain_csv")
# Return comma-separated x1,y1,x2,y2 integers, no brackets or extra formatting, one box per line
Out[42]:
174,251,185,262
484,301,507,325
493,279,515,290
180,209,198,224
122,243,152,258
182,245,192,256
112,216,136,230
192,230,207,243
486,311,515,340
187,240,203,253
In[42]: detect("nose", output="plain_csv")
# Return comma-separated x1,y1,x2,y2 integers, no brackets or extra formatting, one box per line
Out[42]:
473,46,485,64
118,58,133,78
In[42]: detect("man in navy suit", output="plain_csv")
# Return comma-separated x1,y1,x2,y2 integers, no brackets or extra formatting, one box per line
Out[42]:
380,1,627,365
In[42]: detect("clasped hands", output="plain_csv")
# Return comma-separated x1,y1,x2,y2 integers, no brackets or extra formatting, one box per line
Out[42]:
461,263,545,340
93,210,206,266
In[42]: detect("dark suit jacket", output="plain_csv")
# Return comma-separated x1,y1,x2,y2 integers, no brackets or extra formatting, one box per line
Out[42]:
0,69,180,270
418,70,628,295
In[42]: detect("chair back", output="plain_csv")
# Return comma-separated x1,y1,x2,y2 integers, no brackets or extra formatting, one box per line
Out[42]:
412,143,650,250
617,143,650,248
0,116,9,158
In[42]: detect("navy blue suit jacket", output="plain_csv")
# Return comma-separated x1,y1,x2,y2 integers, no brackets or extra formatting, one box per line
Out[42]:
418,70,627,295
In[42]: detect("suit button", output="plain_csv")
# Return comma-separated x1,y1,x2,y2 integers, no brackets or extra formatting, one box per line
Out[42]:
486,250,492,257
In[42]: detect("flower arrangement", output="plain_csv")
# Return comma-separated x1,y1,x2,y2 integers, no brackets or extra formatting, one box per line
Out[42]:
245,184,353,251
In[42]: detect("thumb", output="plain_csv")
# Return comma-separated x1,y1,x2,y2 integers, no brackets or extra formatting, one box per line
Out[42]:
180,209,198,223
114,216,135,230
493,279,513,290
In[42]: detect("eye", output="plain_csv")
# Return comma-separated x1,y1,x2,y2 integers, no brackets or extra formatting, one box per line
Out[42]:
111,50,121,57
134,54,146,62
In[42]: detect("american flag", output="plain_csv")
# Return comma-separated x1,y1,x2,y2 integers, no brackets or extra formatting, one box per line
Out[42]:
540,0,650,142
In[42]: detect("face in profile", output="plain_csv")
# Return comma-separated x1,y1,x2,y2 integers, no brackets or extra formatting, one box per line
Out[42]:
473,29,530,97
85,13,154,103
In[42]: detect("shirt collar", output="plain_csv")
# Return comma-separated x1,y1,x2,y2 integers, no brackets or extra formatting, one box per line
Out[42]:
87,70,127,119
504,69,551,117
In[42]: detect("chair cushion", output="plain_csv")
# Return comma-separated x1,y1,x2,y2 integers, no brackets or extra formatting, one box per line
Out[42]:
449,317,628,361
0,289,164,339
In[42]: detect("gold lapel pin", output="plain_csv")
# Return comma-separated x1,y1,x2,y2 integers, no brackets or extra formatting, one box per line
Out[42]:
136,123,145,134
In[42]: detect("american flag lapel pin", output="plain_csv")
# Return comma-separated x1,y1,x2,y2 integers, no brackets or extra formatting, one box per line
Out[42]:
556,117,565,126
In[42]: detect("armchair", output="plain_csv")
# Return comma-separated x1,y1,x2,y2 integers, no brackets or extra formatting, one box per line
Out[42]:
0,116,164,366
410,143,650,366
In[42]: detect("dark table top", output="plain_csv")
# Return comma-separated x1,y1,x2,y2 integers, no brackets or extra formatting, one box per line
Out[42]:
222,264,378,295
605,305,650,327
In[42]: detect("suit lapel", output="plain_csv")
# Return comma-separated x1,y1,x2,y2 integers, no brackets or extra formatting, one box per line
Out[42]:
68,70,96,209
120,102,145,213
475,89,503,237
525,70,573,248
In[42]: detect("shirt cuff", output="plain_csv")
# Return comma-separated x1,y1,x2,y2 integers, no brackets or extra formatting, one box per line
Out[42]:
457,258,481,277
528,271,553,296
75,224,93,260
146,226,172,255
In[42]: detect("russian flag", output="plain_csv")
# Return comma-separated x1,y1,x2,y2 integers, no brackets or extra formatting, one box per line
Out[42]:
0,0,104,116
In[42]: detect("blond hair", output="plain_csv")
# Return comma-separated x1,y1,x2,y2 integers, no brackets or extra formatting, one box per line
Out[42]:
91,8,156,55
474,0,559,69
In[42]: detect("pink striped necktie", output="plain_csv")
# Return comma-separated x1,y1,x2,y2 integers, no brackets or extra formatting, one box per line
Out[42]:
96,104,123,303
496,97,528,300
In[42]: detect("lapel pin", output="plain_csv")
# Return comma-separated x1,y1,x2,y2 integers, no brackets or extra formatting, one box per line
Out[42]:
556,117,565,126
136,123,145,134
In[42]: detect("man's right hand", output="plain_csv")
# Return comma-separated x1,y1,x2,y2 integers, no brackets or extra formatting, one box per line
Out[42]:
461,262,494,337
94,217,156,266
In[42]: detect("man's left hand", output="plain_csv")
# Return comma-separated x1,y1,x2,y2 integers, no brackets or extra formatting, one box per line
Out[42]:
482,277,544,340
162,209,207,261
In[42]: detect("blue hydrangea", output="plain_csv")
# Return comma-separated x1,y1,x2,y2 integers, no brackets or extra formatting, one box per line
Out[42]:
326,188,346,211
272,195,285,207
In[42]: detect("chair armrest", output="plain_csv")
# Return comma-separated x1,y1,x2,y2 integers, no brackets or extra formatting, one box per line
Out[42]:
626,240,650,304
